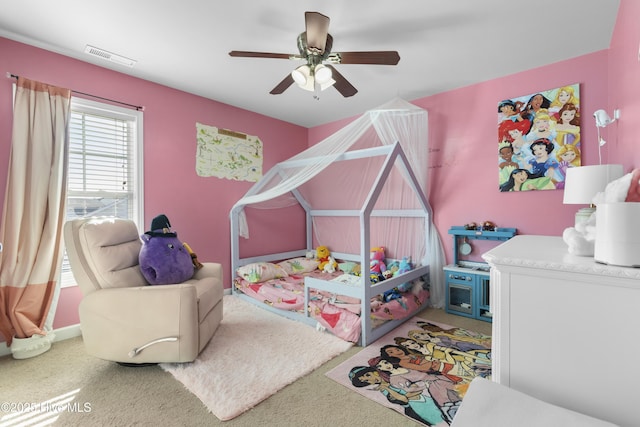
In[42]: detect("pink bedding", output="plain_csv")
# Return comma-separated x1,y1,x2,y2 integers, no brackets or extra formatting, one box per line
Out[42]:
233,270,430,343
233,270,344,311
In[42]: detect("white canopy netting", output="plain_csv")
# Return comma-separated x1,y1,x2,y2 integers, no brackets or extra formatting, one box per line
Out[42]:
231,97,446,308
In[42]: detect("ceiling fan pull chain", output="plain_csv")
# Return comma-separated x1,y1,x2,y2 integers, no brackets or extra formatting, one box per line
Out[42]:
314,81,321,100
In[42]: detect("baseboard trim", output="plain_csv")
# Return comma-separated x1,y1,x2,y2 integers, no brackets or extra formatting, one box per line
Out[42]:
0,324,82,358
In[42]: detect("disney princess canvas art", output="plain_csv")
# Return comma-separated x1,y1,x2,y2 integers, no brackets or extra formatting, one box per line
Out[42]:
497,83,581,192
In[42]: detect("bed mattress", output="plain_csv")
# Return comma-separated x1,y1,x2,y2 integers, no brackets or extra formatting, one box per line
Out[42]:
233,270,429,342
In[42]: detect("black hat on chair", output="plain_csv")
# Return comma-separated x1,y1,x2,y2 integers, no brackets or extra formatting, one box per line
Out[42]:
145,214,177,237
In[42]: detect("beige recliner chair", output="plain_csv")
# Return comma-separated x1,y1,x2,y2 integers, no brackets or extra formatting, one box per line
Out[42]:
64,217,223,364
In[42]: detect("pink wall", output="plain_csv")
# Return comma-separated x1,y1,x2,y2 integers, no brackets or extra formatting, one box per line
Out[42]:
311,50,612,263
607,0,640,170
0,37,308,335
307,0,640,264
419,52,613,261
2,0,639,338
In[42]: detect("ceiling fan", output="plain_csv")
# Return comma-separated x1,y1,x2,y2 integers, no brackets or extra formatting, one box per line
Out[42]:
229,11,400,98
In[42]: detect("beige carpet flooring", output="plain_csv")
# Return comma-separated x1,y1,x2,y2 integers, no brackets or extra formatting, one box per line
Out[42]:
0,307,490,427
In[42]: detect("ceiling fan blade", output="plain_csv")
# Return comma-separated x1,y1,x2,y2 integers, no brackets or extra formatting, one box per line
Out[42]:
326,65,357,97
269,74,295,95
229,51,294,60
331,51,400,65
305,11,330,54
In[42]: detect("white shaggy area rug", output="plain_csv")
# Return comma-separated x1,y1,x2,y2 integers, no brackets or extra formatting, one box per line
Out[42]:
160,295,353,421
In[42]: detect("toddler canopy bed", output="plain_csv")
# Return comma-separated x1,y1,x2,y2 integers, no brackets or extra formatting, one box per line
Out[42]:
230,98,445,346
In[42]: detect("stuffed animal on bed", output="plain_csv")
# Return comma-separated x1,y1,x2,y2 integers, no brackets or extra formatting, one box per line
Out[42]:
370,246,387,280
394,257,413,286
139,214,195,285
316,245,337,271
382,256,414,302
338,261,361,276
323,256,337,273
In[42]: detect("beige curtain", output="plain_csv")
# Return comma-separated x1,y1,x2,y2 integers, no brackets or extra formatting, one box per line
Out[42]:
0,77,71,349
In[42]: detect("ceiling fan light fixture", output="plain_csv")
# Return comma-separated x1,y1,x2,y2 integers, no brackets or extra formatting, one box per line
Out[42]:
291,65,311,85
231,12,399,97
299,79,316,92
318,78,335,91
314,64,332,84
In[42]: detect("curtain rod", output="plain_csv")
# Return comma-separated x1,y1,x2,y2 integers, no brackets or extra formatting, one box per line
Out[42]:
7,72,144,111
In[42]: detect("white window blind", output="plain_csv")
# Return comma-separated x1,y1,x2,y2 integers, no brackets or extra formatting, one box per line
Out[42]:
60,97,143,287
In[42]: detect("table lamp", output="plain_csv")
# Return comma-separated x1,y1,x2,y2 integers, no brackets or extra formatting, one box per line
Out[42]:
563,164,624,226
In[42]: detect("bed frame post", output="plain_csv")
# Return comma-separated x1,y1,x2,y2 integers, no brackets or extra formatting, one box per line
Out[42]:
230,206,241,291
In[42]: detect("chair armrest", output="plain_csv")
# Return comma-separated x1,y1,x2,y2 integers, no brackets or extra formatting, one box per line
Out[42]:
81,283,197,316
79,284,200,362
193,262,223,281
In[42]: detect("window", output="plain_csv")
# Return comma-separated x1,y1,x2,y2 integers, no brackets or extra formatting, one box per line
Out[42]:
60,97,144,287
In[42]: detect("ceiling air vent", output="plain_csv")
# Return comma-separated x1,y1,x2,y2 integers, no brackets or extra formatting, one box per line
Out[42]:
84,45,137,68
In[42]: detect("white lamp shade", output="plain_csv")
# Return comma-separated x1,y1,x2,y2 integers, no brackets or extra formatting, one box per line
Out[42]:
563,164,624,204
318,77,335,91
594,109,614,127
291,64,335,93
314,64,332,84
291,65,311,86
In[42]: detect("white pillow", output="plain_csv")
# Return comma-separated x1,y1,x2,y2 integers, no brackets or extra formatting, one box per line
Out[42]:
236,262,288,283
277,257,319,274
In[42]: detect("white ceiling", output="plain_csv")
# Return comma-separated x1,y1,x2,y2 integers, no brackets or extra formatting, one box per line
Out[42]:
0,0,620,128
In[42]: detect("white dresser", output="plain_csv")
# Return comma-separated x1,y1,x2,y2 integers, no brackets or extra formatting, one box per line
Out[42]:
483,235,640,427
